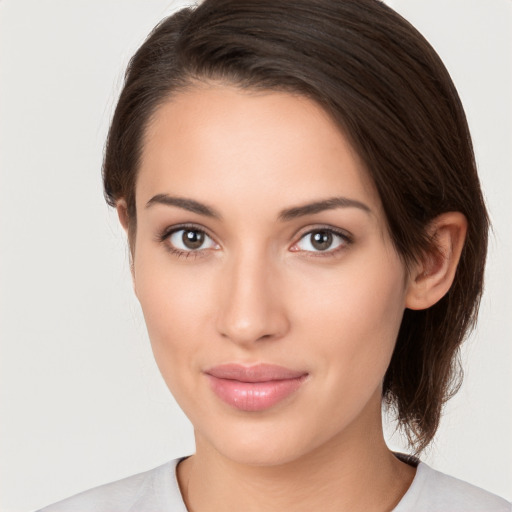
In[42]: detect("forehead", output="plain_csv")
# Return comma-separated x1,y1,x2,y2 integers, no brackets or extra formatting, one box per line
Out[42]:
137,83,382,218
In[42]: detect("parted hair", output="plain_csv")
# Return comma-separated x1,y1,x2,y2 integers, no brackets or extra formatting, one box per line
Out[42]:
103,0,489,453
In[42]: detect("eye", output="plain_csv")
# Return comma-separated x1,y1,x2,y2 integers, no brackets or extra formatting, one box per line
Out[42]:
167,228,218,252
292,228,350,253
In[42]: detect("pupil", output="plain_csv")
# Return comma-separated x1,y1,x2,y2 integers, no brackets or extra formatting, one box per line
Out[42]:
311,231,332,251
183,230,204,249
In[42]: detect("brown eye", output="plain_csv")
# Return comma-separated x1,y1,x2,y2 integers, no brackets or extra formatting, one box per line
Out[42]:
168,228,218,252
293,228,349,253
311,230,333,251
182,229,204,249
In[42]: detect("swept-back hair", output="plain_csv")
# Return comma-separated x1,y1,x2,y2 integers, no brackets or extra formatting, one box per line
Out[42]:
103,0,489,453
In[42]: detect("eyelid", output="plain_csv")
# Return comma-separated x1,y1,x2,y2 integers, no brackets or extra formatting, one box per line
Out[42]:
289,225,353,254
157,223,220,254
158,222,214,240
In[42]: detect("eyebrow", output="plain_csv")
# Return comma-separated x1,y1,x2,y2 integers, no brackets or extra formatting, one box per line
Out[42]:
278,196,372,221
145,194,371,221
145,194,222,219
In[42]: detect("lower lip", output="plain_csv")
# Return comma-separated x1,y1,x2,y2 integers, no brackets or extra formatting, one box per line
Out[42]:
207,375,307,412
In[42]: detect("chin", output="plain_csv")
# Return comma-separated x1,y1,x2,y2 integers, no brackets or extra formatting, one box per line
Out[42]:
217,440,307,467
196,417,331,468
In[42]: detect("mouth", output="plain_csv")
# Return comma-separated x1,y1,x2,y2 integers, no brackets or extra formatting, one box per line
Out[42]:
204,363,308,412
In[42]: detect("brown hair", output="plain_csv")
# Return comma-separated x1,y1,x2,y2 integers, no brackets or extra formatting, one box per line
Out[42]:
103,0,489,453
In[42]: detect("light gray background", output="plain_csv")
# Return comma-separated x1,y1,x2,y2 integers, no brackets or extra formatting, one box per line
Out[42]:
1,1,511,510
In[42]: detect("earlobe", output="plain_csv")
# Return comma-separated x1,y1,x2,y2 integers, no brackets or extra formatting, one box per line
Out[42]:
405,212,468,310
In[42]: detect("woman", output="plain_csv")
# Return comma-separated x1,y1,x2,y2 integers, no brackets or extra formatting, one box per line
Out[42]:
37,0,511,510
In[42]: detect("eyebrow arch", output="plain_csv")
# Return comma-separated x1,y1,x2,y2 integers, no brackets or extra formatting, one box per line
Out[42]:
145,194,222,219
278,196,371,221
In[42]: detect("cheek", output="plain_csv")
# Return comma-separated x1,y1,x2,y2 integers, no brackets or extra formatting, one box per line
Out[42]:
132,249,216,376
290,247,406,376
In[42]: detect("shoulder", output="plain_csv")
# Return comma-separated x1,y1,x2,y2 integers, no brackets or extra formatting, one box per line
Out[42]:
394,461,512,512
36,459,188,512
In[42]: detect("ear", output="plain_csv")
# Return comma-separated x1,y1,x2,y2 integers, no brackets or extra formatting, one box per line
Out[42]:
116,199,136,286
405,212,467,310
116,198,130,233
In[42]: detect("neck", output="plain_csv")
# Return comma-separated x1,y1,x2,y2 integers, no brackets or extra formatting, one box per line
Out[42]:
177,399,415,512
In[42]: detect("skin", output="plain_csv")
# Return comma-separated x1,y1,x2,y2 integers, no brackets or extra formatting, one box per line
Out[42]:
117,83,467,512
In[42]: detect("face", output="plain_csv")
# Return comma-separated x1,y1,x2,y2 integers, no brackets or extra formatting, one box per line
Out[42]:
130,84,411,466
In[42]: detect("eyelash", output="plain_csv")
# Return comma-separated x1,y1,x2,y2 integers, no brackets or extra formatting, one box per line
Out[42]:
291,226,353,258
157,223,217,260
157,224,353,260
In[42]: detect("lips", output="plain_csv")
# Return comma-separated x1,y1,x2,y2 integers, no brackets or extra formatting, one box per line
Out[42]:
205,364,308,412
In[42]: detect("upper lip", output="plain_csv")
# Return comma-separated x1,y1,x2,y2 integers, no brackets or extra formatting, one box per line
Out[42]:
205,364,308,383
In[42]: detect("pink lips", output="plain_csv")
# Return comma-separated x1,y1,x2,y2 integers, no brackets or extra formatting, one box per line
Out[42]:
205,364,308,412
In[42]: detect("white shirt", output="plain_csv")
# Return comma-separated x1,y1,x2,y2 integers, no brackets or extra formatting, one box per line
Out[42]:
37,457,511,512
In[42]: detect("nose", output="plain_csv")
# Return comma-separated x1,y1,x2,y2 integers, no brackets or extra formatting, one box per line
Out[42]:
215,249,290,346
